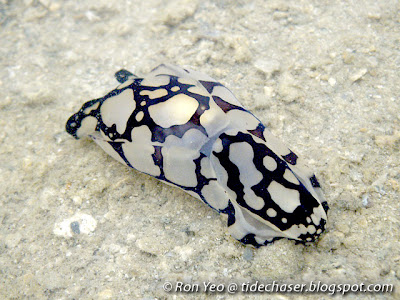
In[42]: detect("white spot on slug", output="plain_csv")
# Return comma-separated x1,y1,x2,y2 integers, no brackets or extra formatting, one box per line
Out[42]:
140,88,168,99
283,169,299,185
267,208,277,217
162,129,207,187
201,181,229,210
76,116,97,138
229,142,264,210
148,94,198,128
263,129,291,157
267,181,300,213
199,98,229,137
212,85,243,107
136,111,144,122
171,86,180,92
200,157,215,179
100,89,135,134
226,110,259,131
122,126,160,176
263,156,277,171
213,138,223,153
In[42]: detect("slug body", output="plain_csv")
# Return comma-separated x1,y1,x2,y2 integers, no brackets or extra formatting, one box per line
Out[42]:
66,64,328,247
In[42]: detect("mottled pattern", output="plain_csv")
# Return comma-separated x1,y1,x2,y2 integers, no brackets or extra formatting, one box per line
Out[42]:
66,64,328,247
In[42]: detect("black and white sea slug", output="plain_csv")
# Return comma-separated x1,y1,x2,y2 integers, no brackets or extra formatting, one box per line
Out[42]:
66,64,328,247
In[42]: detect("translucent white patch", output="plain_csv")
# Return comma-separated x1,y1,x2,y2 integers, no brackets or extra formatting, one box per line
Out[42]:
263,129,291,157
200,157,215,179
201,181,230,211
210,153,237,201
148,94,198,128
188,85,209,97
212,138,223,153
136,111,144,122
306,217,311,223
83,102,100,114
316,229,322,234
90,132,126,165
140,101,146,106
199,98,230,137
289,165,323,208
140,88,168,99
314,205,327,223
281,218,287,223
228,201,284,242
162,129,208,187
227,217,251,241
181,66,217,82
212,85,243,107
266,208,277,217
178,77,196,85
122,126,160,176
283,169,299,185
171,86,180,92
163,146,198,187
226,110,259,131
263,156,277,171
283,223,307,239
243,190,265,211
224,128,240,137
141,74,170,87
178,128,208,150
100,89,135,134
76,116,98,138
229,142,264,210
314,185,326,204
267,181,300,213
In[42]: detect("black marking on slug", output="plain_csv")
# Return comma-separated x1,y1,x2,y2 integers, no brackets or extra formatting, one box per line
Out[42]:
212,95,246,113
199,80,223,93
248,123,266,141
309,174,321,188
282,151,298,165
115,69,135,83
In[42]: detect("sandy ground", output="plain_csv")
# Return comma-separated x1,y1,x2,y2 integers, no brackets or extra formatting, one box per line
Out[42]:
0,0,399,299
